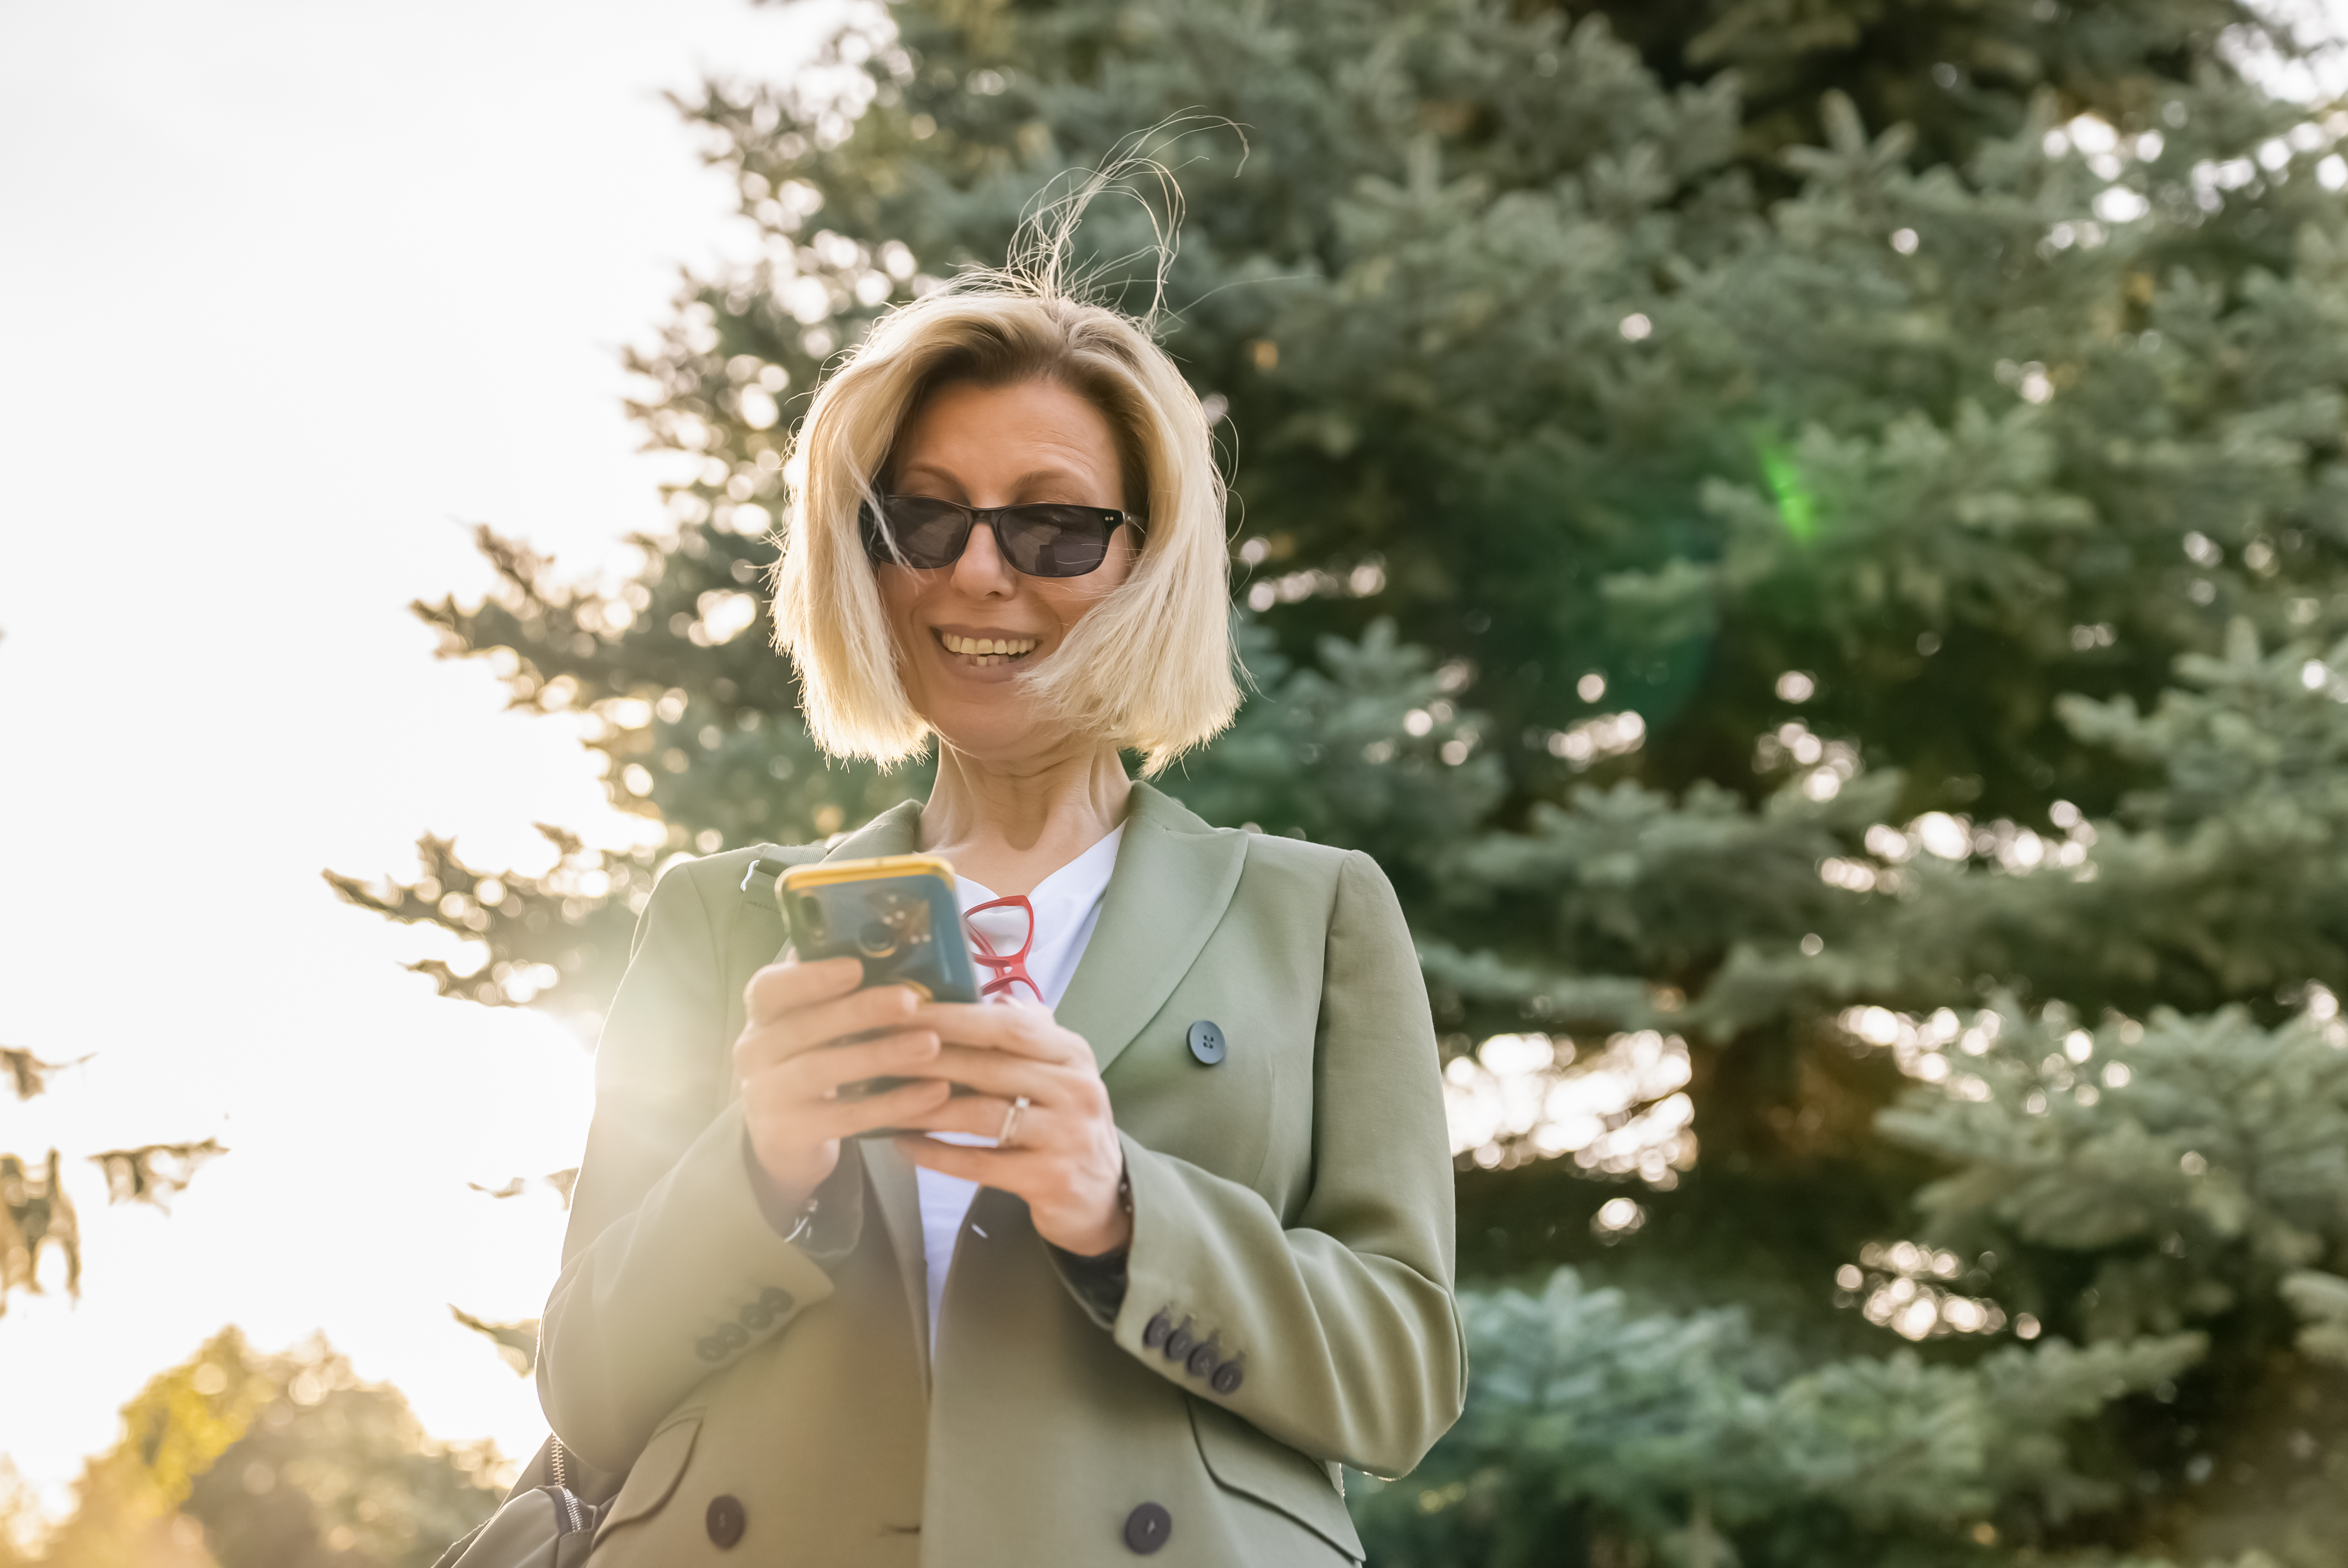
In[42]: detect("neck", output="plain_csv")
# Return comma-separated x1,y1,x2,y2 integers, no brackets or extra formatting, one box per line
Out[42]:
919,738,1134,896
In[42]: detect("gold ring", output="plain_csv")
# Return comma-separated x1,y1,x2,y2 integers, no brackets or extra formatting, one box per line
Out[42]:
998,1094,1031,1146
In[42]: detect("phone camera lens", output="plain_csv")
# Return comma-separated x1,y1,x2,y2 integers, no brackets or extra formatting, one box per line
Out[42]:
856,920,897,957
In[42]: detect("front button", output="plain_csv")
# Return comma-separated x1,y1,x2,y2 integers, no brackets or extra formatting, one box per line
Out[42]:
1142,1311,1174,1349
1123,1502,1172,1554
1211,1358,1245,1395
1186,1020,1226,1066
707,1494,746,1549
1163,1319,1194,1361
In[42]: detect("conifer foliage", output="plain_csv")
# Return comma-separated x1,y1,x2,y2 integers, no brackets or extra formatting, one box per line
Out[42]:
1,1048,221,1319
344,0,2348,1560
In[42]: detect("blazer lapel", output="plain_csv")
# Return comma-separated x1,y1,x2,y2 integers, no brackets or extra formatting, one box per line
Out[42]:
818,800,933,1386
1054,782,1247,1078
858,1139,931,1394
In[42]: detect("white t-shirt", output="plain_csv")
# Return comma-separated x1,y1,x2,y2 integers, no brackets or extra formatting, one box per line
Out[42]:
916,825,1125,1360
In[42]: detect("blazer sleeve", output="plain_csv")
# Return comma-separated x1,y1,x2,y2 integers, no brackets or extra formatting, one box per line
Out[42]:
1103,849,1466,1479
537,861,865,1475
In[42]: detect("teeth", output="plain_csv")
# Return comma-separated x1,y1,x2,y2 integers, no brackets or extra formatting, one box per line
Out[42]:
942,633,1037,657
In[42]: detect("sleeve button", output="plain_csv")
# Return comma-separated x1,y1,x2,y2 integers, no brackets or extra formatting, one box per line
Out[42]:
1211,1358,1245,1395
760,1286,795,1313
1185,1340,1219,1379
1162,1319,1194,1361
696,1335,727,1363
740,1302,773,1330
1142,1311,1174,1349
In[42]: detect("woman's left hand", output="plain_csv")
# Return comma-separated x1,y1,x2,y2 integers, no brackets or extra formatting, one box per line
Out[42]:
894,999,1131,1257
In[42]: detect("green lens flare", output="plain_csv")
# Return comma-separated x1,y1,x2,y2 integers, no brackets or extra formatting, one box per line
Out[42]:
1759,445,1819,542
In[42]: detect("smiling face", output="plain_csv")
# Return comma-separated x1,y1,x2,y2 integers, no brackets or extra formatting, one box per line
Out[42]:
874,376,1140,762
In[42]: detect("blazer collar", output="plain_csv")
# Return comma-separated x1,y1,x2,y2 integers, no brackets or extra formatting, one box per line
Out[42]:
822,797,924,862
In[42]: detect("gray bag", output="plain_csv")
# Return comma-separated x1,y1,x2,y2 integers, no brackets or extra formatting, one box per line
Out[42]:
433,1440,609,1568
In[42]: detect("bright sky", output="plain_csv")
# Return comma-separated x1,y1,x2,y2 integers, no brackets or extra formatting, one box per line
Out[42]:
0,0,837,1518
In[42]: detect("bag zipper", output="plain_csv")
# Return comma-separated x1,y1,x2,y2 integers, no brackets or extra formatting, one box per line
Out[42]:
546,1441,586,1535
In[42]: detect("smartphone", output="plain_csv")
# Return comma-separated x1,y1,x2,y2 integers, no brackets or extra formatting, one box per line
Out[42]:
777,854,979,1132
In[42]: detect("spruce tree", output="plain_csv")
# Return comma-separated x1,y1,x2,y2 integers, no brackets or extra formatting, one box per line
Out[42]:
339,0,2348,1560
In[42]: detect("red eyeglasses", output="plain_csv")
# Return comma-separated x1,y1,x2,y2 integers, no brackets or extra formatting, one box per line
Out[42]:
964,895,1040,1003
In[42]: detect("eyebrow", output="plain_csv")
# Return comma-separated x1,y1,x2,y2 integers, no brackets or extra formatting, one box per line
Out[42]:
892,461,1100,492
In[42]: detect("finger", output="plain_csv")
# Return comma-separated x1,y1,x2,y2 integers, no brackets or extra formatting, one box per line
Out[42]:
778,1029,943,1098
737,983,925,1073
919,1045,1078,1105
913,1000,1087,1064
744,955,863,1024
742,1067,951,1151
740,1029,936,1120
894,1135,1047,1188
889,1091,1059,1145
820,1076,954,1138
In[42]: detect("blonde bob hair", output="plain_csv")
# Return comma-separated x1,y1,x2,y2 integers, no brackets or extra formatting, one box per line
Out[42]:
771,281,1238,775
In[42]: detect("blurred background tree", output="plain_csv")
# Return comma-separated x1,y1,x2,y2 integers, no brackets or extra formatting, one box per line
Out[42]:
336,0,2348,1561
2,1045,224,1319
8,1329,501,1568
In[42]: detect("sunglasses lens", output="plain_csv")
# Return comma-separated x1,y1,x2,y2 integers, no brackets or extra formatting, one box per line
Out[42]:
872,496,971,568
997,505,1118,577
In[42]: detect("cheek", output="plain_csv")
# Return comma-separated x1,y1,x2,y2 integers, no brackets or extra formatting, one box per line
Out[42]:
873,570,926,643
1047,544,1138,631
1036,581,1113,638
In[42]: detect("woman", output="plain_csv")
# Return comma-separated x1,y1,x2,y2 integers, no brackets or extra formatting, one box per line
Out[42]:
538,280,1463,1565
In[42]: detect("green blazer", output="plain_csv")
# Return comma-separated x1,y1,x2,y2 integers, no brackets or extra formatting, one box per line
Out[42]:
543,782,1463,1566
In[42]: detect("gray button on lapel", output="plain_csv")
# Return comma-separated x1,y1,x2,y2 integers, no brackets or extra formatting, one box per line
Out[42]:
1123,1502,1172,1554
1186,1020,1226,1065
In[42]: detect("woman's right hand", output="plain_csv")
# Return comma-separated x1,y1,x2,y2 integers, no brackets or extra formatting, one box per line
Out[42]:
734,956,955,1216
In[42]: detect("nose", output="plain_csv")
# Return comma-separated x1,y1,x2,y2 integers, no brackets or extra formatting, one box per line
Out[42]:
949,513,1018,596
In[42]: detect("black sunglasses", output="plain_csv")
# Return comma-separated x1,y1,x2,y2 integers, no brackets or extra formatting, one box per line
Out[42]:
859,494,1144,578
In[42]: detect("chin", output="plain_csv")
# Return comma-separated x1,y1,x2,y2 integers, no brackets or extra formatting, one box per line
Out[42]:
925,708,1068,764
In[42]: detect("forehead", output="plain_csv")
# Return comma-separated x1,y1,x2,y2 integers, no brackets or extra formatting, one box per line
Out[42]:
891,378,1122,484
